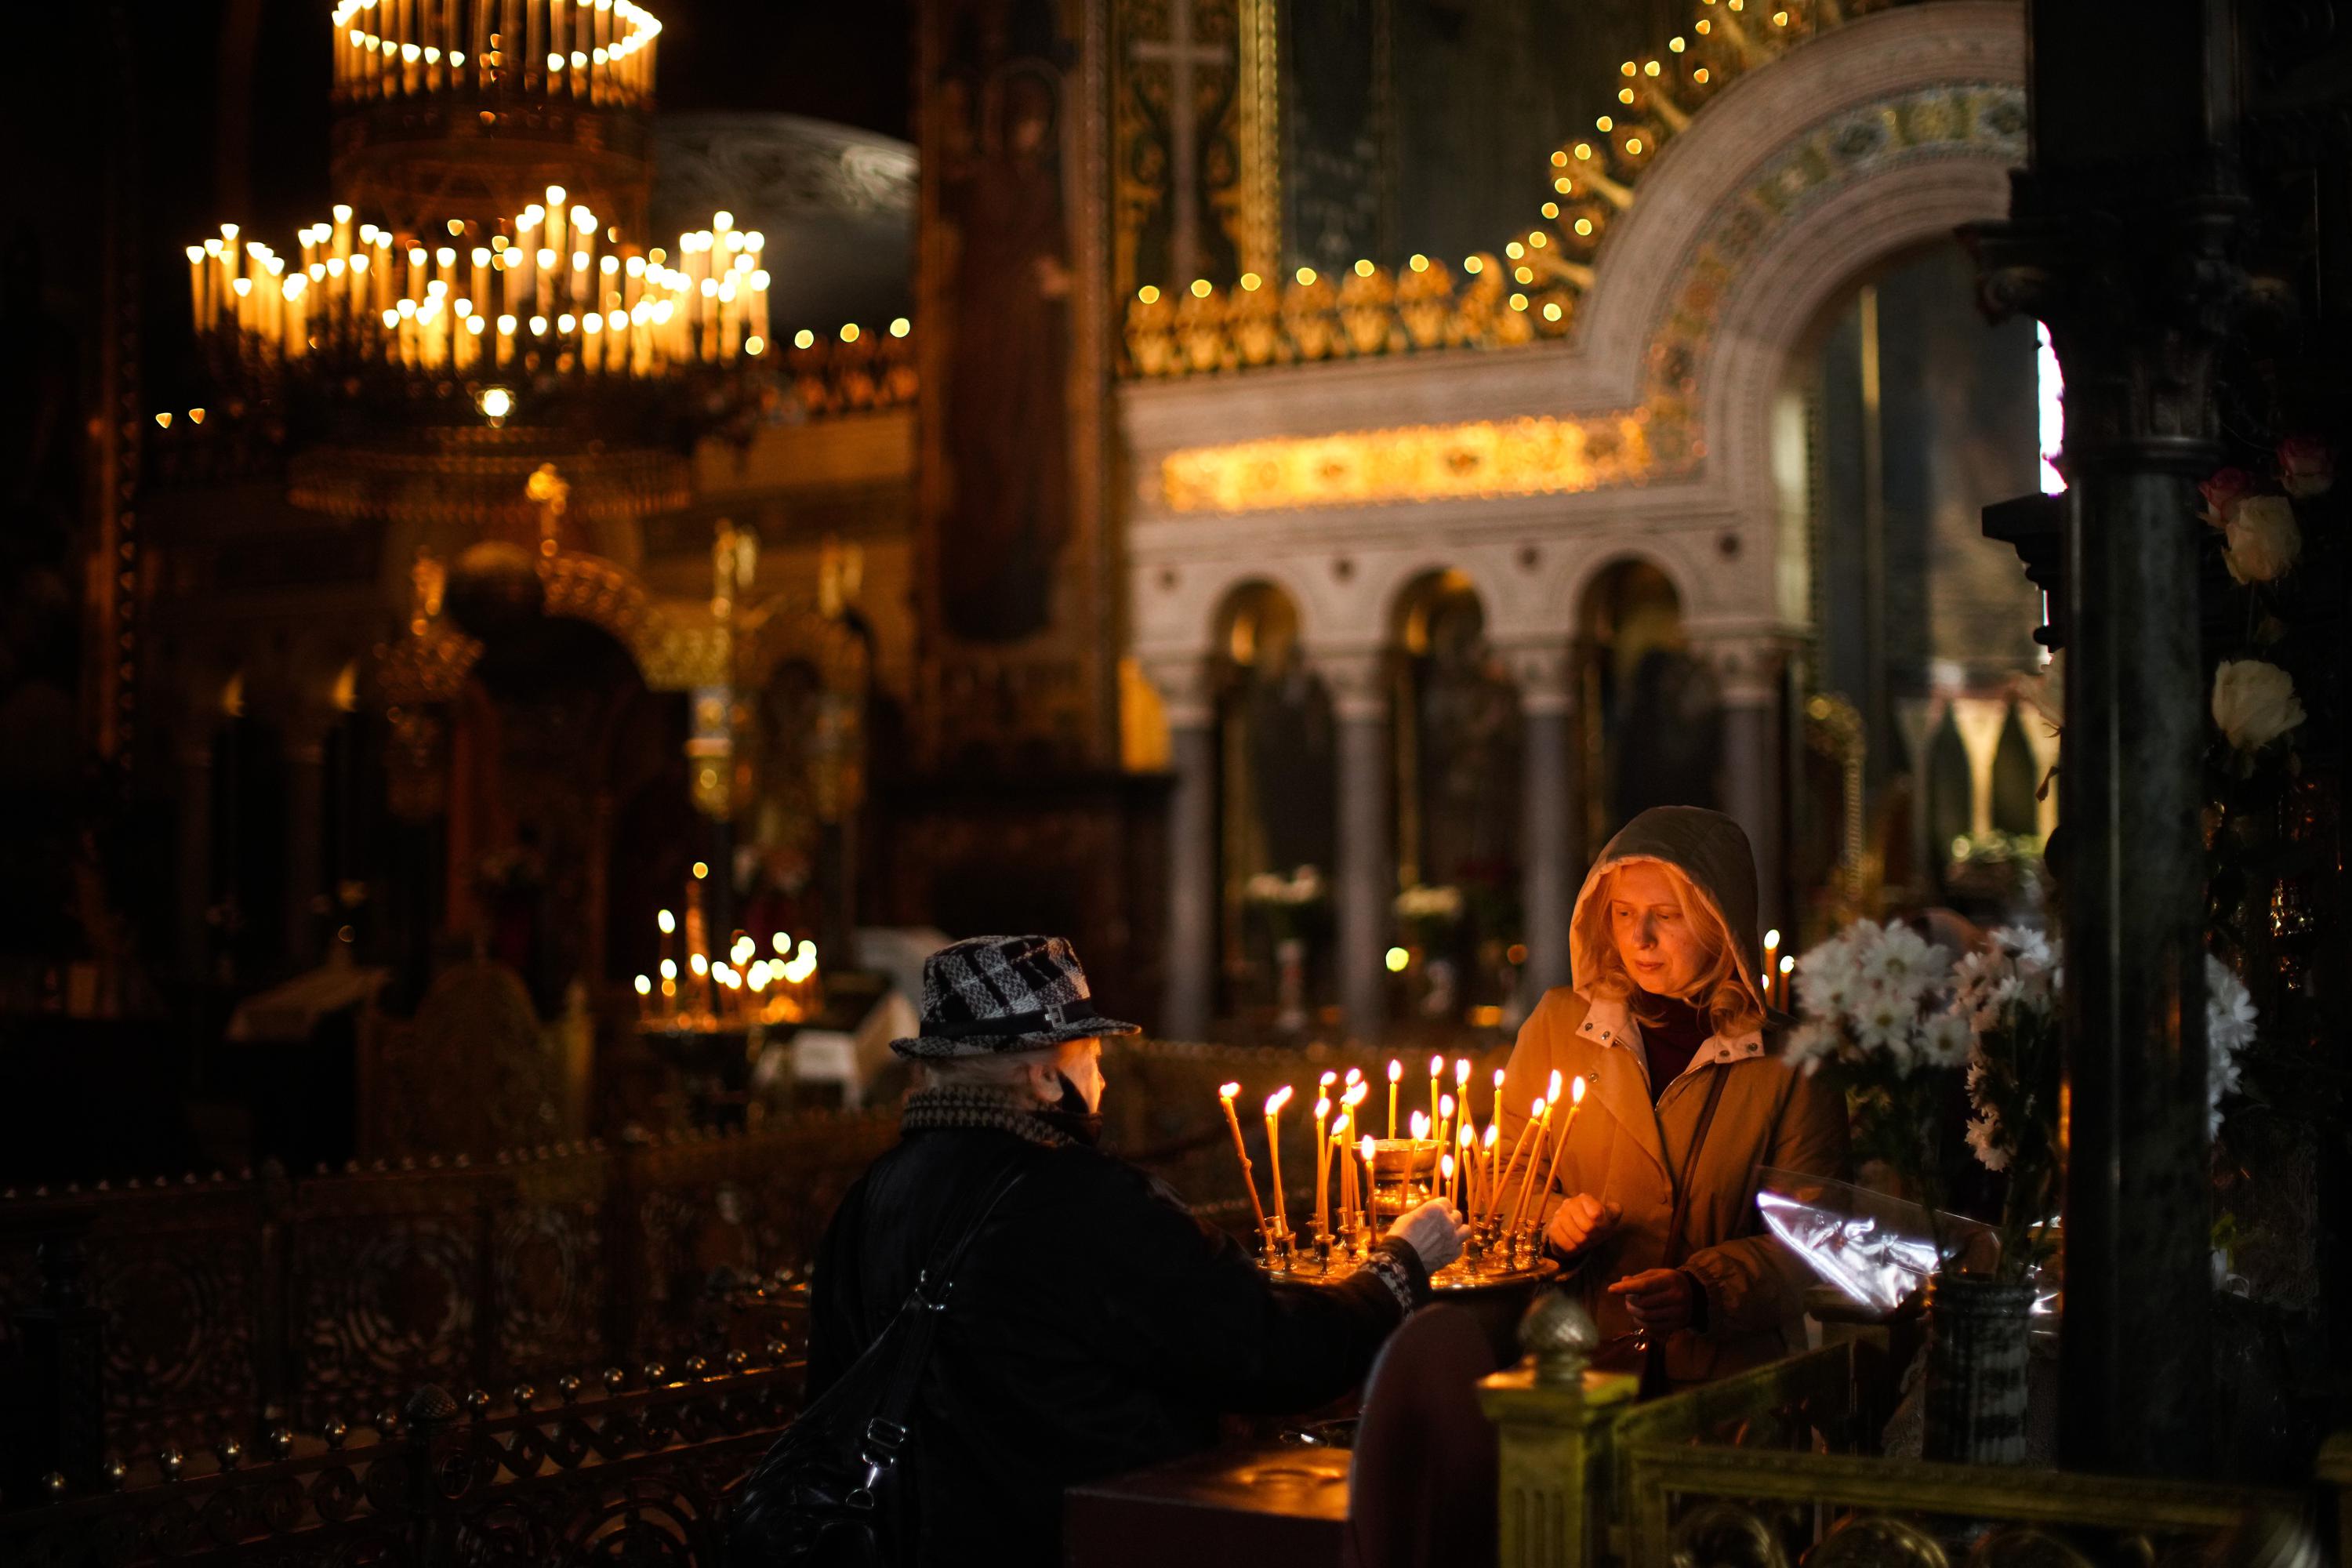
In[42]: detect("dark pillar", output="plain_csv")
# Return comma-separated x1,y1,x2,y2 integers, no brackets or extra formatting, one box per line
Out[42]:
1968,0,2244,1477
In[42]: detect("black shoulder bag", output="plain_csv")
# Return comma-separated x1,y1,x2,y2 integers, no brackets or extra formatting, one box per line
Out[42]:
727,1158,1030,1568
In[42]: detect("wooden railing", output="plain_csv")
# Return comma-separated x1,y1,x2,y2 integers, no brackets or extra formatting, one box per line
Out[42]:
1482,1337,2323,1567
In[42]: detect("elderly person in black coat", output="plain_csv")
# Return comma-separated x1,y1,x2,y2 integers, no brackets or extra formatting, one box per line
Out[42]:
806,935,1468,1567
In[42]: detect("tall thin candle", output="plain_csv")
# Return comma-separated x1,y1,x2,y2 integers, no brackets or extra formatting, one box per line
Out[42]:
1219,1083,1276,1254
1312,1096,1332,1236
1507,1072,1566,1231
1386,1059,1401,1139
1428,1054,1443,1135
1530,1075,1589,1234
1264,1087,1294,1244
1487,1096,1544,1224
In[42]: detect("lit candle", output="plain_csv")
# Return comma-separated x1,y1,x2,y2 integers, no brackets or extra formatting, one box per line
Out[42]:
1264,1087,1294,1245
1763,928,1782,1007
1437,1092,1456,1155
1491,1066,1506,1132
186,245,205,331
1313,1095,1332,1236
1358,1134,1377,1231
1440,1154,1457,1222
1778,954,1795,1009
1328,1111,1349,1233
1488,1096,1544,1224
1454,1057,1472,1124
1483,1123,1501,1218
1530,1075,1588,1234
633,973,652,1022
1457,1120,1476,1213
1344,1066,1363,1092
1387,1058,1401,1139
1219,1084,1276,1255
1507,1073,1566,1231
1428,1054,1443,1134
1410,1109,1429,1144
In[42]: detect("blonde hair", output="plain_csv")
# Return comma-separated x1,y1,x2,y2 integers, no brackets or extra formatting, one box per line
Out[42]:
1583,860,1763,1040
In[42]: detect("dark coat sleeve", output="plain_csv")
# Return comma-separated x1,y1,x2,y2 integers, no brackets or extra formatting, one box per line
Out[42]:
805,1171,869,1403
1047,1159,1425,1415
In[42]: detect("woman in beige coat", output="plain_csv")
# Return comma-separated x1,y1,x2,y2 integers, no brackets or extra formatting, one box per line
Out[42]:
1500,806,1847,1384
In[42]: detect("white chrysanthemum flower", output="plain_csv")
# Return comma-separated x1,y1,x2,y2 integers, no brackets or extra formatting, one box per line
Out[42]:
1918,1013,1973,1069
1784,1022,1839,1077
1965,1112,2010,1172
2204,954,2256,1135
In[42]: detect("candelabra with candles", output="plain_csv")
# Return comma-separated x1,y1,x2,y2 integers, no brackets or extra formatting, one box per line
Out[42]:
1215,1057,1576,1294
630,862,822,1035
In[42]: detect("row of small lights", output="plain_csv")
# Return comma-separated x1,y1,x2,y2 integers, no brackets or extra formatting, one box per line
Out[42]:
1136,0,1795,338
1137,252,1569,325
154,311,910,427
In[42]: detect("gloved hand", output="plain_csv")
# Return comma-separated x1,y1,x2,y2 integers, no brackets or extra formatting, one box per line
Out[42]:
1385,1196,1472,1274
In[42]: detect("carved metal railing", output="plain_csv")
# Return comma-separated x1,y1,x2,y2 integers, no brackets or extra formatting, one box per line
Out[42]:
0,1361,795,1566
0,1110,897,1483
1483,1334,2324,1568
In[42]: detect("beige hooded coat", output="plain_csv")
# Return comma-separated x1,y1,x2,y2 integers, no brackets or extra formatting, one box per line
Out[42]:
1499,806,1847,1383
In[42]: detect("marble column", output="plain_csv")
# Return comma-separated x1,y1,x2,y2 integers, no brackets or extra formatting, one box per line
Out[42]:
1973,16,2241,1468
1504,642,1575,1000
1320,650,1392,1042
1145,655,1218,1042
1699,636,1788,942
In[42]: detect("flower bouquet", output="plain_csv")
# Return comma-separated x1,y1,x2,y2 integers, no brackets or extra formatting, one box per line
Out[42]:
1787,920,1970,1256
1243,865,1326,946
1951,928,2063,1284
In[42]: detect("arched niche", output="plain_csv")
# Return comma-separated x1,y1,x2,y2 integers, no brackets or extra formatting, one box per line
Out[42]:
1210,580,1335,1026
1389,568,1523,1021
1575,557,1719,852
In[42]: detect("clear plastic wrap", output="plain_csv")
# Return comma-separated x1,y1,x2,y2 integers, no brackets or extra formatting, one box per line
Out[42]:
1755,1167,2046,1317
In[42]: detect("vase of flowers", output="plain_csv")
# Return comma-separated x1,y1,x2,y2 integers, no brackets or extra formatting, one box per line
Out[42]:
1788,920,2017,1461
1244,866,1325,1032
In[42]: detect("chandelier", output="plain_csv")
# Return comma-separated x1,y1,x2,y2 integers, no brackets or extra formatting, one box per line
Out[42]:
182,0,771,439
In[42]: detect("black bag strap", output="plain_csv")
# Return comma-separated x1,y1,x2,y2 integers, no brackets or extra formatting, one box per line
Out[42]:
849,1155,1029,1505
1662,1065,1731,1269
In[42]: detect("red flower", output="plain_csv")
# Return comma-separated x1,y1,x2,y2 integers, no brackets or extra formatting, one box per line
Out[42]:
2198,467,2257,527
2278,434,2334,499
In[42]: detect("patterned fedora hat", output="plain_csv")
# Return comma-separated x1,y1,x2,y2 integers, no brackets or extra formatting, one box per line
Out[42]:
889,935,1143,1058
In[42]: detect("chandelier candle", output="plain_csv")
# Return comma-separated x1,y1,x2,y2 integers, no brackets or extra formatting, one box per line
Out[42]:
1218,1084,1276,1255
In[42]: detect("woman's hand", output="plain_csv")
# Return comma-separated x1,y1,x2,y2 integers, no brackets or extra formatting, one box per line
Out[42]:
1607,1268,1699,1336
1545,1192,1621,1257
1385,1198,1472,1275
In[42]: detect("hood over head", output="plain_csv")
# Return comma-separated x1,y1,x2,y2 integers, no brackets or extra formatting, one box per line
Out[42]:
1570,805,1766,1017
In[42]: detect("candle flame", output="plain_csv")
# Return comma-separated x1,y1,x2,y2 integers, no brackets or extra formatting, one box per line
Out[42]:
1572,1074,1588,1105
1410,1110,1430,1140
1765,927,1781,950
1780,955,1795,975
1344,1083,1367,1108
1459,1121,1475,1148
1441,1153,1455,1180
1530,1098,1546,1119
1319,1070,1337,1090
1265,1086,1293,1116
1483,1123,1500,1149
1314,1097,1331,1119
657,909,675,934
1428,1054,1444,1076
1494,1067,1506,1087
1454,1058,1472,1086
1439,1094,1455,1120
1387,1059,1403,1083
1360,1134,1377,1163
1345,1067,1363,1087
1219,1081,1240,1100
633,975,651,996
1547,1069,1564,1102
